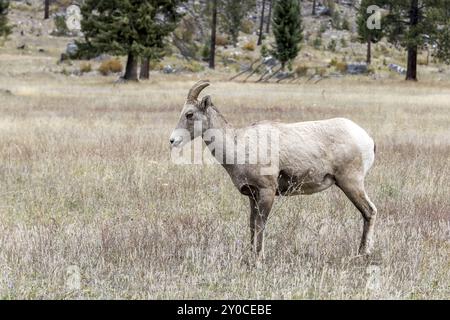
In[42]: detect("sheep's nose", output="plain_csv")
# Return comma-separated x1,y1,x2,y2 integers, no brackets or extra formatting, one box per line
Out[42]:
170,138,175,145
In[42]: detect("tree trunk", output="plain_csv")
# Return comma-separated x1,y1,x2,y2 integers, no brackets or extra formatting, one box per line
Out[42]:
209,0,217,69
406,46,418,81
257,0,266,46
266,0,273,34
44,0,50,19
312,0,316,16
140,57,150,80
124,53,139,81
406,0,419,81
367,39,371,65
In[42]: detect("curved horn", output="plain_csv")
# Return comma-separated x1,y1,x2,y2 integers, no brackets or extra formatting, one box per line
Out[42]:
187,80,210,103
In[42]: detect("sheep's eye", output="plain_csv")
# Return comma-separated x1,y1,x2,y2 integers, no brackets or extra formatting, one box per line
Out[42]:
186,112,194,119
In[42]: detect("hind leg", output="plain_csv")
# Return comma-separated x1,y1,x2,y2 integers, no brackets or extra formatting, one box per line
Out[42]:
336,176,377,255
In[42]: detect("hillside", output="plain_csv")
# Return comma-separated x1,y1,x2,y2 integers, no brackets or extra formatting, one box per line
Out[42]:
1,0,449,81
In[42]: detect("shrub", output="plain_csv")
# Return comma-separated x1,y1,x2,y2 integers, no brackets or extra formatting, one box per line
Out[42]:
418,57,428,65
79,62,92,74
379,43,390,55
98,59,123,76
216,35,229,46
350,34,359,43
241,20,254,34
340,38,348,48
242,41,256,51
313,37,322,49
150,61,163,71
184,61,204,73
315,67,327,77
327,39,337,52
53,15,69,36
331,11,341,29
330,58,338,66
319,22,328,34
295,65,308,77
61,67,70,76
261,44,269,58
342,17,351,31
335,61,348,73
201,43,210,61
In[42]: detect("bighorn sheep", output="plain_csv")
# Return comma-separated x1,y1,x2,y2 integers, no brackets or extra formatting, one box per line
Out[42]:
170,80,377,257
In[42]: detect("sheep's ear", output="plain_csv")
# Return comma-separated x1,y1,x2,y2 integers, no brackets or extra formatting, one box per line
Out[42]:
199,95,212,111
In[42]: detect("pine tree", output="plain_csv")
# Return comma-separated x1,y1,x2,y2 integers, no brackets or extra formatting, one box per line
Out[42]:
382,0,450,81
44,0,50,19
257,0,266,46
79,0,184,81
431,4,450,64
356,0,383,64
265,0,272,34
272,0,303,69
222,0,255,47
209,0,217,69
0,0,11,41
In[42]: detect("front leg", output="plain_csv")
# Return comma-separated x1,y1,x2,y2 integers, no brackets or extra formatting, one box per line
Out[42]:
248,188,275,259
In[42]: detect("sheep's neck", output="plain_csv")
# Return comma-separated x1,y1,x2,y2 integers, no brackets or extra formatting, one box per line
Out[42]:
203,106,235,167
206,106,230,129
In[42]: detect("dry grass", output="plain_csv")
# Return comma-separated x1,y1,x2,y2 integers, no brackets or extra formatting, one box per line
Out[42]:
0,72,449,299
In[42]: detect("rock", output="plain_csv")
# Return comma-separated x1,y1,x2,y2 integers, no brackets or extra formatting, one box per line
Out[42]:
263,56,278,67
94,54,113,62
163,65,174,74
240,63,251,72
276,71,290,80
317,7,331,16
341,0,354,6
347,63,368,75
66,42,78,58
388,63,406,75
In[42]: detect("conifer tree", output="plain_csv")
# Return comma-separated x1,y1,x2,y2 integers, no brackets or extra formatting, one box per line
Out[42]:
209,0,217,69
0,0,12,41
79,0,184,81
272,0,303,69
222,0,255,47
356,0,383,64
382,0,450,80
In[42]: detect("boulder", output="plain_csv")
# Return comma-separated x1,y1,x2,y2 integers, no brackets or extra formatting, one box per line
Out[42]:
66,42,78,58
347,63,368,75
263,56,278,67
388,63,406,75
94,54,113,62
317,7,331,16
163,65,175,74
276,71,290,80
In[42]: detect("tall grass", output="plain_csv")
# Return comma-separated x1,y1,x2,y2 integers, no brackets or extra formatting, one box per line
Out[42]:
0,76,448,299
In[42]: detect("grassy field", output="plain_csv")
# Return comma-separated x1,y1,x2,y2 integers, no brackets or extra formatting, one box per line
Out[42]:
0,70,449,299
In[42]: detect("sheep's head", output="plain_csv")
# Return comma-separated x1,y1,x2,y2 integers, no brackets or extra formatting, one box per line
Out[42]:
170,80,212,148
